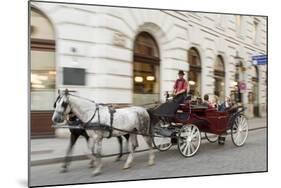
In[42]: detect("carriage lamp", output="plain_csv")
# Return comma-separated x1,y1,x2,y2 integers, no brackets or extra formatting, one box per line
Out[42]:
134,76,143,82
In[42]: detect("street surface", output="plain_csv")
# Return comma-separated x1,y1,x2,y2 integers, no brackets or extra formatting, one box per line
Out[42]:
30,128,267,187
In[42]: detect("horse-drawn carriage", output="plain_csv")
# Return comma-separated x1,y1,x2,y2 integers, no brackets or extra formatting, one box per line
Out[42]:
150,94,249,157
52,89,248,175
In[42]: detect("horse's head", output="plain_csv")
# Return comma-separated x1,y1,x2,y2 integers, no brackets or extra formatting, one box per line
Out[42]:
52,89,72,125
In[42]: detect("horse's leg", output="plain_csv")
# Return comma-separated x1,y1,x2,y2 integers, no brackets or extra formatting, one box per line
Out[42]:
116,134,130,161
81,130,95,168
143,135,155,166
61,133,79,172
92,134,103,176
115,136,123,161
123,134,135,169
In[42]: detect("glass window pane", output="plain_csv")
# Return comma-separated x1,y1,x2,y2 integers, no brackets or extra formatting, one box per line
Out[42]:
133,62,159,94
134,32,159,57
214,56,224,72
31,50,56,110
31,9,55,40
31,50,55,70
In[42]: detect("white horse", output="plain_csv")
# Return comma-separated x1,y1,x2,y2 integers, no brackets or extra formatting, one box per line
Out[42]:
52,90,155,176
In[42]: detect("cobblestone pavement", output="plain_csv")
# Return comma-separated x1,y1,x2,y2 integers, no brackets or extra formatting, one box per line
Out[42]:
30,128,267,187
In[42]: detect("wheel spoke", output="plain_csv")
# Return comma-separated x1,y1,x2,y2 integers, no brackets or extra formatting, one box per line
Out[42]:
234,131,240,141
183,143,188,154
180,142,186,150
190,126,196,135
236,131,243,144
241,121,248,130
235,133,240,144
190,142,195,153
187,144,191,155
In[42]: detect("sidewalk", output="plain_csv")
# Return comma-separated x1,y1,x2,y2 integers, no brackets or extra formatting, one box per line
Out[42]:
30,117,267,166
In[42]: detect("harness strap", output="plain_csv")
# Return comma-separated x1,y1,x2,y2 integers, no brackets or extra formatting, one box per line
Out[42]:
84,104,99,126
108,106,116,138
82,103,116,139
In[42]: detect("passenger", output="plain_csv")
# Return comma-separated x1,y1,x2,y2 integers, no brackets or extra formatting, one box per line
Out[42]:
196,97,203,105
202,94,213,109
219,96,232,111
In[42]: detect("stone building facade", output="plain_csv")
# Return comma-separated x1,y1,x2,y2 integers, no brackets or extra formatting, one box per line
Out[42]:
30,2,267,137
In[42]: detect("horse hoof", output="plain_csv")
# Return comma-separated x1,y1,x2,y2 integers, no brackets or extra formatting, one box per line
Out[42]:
115,157,122,162
123,164,131,170
92,170,101,176
60,168,68,173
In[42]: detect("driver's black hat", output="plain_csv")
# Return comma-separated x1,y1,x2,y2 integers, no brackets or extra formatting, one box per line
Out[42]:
178,70,185,75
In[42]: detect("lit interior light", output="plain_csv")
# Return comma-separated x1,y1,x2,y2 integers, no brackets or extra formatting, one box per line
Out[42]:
32,84,45,89
48,71,56,75
232,81,238,86
189,80,196,85
38,75,48,80
221,82,225,86
146,76,155,81
31,74,42,84
134,76,143,83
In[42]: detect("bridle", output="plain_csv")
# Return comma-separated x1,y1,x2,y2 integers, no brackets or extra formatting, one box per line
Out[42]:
53,93,99,124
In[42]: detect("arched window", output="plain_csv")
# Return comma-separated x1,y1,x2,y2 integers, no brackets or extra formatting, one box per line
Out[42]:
133,32,160,105
30,7,56,137
188,47,201,96
214,55,225,100
31,8,56,110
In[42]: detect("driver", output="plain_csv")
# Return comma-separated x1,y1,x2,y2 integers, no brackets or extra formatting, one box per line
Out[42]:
172,70,189,103
152,70,189,117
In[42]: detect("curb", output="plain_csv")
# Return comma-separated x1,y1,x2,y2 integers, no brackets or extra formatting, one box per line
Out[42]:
31,126,267,166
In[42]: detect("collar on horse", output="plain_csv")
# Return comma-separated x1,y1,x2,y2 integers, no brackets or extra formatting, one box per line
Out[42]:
83,103,116,138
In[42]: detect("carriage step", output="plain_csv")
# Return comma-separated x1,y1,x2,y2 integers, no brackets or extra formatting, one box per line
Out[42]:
154,127,174,137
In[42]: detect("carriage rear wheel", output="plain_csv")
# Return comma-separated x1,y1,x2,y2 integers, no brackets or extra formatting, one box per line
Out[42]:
177,124,201,157
152,121,173,151
231,114,248,146
204,132,219,143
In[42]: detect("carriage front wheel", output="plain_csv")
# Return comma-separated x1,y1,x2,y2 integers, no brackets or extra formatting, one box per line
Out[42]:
152,121,173,152
177,124,201,157
231,114,248,146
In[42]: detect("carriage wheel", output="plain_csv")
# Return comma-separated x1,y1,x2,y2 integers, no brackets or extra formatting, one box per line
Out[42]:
231,114,248,147
177,124,201,157
152,121,172,152
204,132,219,143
